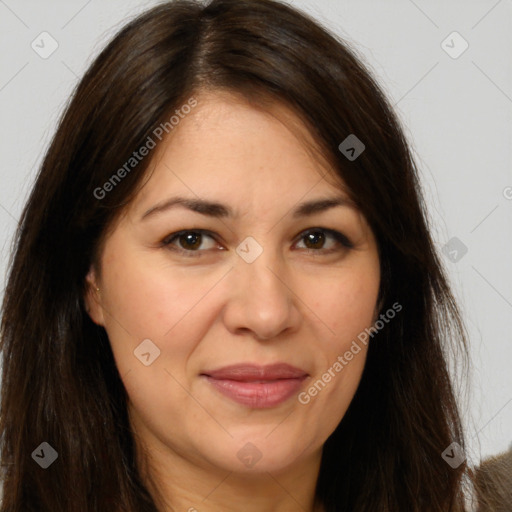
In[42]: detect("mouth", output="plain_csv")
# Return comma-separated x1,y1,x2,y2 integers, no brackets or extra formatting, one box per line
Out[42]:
200,363,308,408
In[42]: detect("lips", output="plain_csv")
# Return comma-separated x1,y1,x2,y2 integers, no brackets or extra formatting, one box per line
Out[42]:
201,363,308,408
203,363,308,381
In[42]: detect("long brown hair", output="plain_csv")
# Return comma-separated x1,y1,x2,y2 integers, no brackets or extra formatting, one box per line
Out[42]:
0,0,471,510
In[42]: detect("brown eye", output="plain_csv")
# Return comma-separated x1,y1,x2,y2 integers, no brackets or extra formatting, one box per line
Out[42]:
163,230,219,256
177,232,202,250
295,228,353,253
302,231,327,250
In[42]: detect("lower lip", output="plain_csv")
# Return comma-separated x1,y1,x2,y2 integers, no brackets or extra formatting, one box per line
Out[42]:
203,376,306,408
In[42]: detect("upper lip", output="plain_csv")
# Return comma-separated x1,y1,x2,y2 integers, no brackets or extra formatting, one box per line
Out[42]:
202,363,308,381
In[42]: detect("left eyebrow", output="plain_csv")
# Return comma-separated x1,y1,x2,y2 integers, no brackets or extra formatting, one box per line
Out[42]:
291,196,355,218
140,195,355,221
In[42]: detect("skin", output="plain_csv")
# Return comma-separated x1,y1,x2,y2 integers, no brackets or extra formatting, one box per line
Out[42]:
85,91,381,512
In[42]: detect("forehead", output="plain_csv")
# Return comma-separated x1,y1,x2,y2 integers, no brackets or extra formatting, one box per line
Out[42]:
129,90,348,213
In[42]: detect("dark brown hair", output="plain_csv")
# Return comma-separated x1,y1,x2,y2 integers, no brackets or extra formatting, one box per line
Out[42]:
1,0,471,510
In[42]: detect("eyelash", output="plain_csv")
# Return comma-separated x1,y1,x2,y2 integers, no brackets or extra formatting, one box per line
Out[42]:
161,228,354,258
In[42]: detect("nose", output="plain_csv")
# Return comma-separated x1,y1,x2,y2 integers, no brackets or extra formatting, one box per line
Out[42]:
221,246,302,341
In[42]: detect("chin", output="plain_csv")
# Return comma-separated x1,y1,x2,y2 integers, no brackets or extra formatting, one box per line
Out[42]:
199,432,314,475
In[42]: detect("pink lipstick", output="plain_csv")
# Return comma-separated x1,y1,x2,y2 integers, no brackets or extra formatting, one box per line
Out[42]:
201,363,308,408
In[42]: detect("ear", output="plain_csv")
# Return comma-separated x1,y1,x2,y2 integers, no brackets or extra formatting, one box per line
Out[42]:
84,267,105,326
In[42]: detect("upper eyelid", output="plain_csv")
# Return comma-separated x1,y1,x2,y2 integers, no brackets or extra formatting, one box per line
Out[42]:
163,229,217,244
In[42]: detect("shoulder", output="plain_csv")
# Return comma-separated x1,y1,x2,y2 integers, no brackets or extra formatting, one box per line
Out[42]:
473,446,512,511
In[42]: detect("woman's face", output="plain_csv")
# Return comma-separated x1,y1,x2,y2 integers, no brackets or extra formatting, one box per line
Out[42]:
86,91,380,476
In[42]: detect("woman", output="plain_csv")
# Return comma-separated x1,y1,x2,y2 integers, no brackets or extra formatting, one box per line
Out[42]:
0,0,472,510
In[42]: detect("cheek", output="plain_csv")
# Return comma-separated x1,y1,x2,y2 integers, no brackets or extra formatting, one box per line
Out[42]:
100,243,190,337
99,243,226,377
296,270,378,439
315,267,380,345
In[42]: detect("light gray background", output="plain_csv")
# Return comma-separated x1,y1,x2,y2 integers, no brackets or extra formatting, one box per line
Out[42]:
0,0,511,466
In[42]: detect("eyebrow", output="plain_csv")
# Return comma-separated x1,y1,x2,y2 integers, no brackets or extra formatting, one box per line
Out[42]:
140,195,354,221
